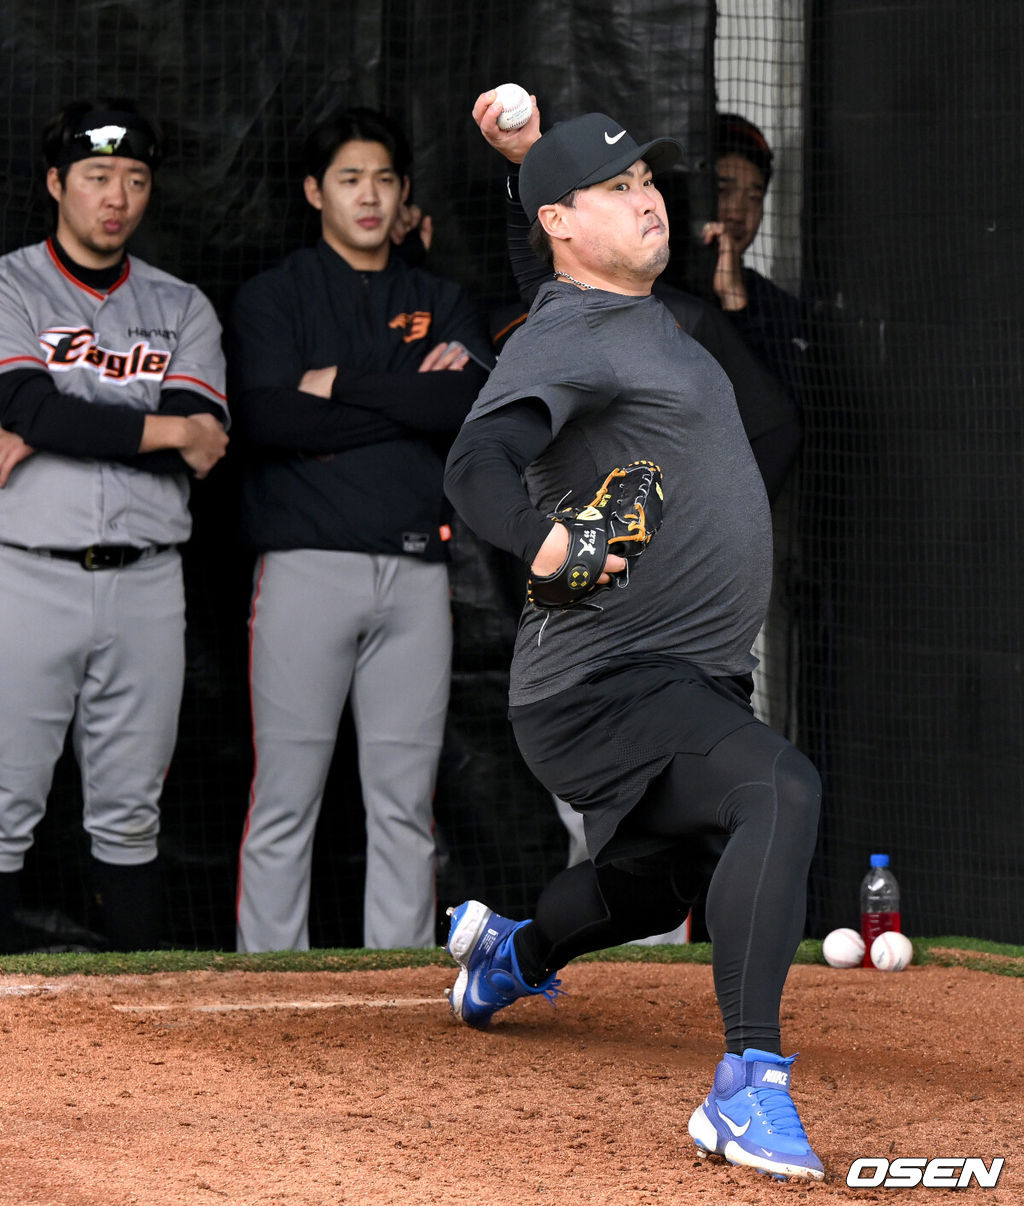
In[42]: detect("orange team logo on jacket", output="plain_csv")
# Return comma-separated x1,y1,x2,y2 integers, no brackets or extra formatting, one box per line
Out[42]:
388,311,432,343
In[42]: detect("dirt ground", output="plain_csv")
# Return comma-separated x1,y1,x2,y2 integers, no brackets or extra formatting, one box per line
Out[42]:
0,960,1019,1206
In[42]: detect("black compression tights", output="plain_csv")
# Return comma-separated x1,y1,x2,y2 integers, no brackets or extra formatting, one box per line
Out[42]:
515,722,821,1055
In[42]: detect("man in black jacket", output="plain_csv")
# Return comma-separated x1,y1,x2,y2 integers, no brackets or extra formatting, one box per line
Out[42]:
230,108,492,952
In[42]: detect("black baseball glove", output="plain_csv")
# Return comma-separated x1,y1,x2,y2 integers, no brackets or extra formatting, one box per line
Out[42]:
526,460,664,610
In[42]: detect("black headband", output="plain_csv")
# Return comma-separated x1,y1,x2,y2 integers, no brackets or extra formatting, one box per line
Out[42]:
54,109,162,169
716,114,773,185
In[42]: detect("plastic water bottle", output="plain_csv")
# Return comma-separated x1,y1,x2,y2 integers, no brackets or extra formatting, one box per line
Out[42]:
860,853,901,967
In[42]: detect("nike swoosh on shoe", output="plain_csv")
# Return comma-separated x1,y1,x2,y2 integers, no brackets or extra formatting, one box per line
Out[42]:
717,1108,751,1137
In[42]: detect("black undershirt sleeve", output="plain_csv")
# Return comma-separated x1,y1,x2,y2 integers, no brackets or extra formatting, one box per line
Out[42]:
155,388,225,421
345,363,488,431
0,367,145,458
233,385,403,452
444,398,554,565
503,169,548,308
0,371,227,474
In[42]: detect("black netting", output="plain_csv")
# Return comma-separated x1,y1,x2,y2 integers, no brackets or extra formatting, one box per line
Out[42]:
1,0,1021,950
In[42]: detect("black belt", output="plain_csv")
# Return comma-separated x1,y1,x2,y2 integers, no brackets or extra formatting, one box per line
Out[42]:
0,543,172,570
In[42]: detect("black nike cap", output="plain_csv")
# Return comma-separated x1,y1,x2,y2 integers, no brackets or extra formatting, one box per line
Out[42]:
518,112,684,222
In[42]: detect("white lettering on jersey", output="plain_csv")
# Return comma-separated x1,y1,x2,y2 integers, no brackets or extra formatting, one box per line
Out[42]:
38,326,172,385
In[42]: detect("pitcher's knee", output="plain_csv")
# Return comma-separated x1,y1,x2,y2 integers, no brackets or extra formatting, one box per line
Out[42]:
774,745,822,838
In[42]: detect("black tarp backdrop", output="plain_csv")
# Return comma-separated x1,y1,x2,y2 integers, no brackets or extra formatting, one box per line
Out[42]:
802,0,1024,942
0,0,717,949
0,1,715,309
6,0,1024,953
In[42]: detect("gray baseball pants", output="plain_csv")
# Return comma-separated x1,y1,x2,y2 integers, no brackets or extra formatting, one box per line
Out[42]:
0,545,184,872
236,549,451,951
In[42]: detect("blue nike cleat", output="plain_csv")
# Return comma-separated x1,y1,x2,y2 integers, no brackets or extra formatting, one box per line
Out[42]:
444,899,564,1030
687,1049,825,1181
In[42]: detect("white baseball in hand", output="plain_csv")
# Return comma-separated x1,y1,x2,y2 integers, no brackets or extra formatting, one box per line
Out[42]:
870,930,913,972
494,83,533,131
822,927,865,968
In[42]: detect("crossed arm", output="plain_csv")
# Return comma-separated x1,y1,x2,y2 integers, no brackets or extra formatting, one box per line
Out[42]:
0,425,32,488
235,341,485,455
0,369,228,487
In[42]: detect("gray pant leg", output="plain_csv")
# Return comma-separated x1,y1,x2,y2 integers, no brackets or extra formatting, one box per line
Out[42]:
0,549,88,872
351,557,451,949
75,551,185,866
0,548,184,874
237,551,362,952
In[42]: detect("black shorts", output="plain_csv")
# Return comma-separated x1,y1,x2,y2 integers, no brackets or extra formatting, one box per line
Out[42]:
509,653,758,864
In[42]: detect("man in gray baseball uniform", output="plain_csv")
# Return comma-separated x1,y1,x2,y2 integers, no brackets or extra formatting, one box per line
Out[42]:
0,97,229,952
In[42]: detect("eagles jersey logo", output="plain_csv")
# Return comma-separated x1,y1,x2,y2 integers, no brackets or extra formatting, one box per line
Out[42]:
387,311,432,343
38,326,171,384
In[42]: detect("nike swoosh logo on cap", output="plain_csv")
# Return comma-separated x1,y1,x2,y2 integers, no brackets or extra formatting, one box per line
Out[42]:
604,130,626,144
717,1107,751,1137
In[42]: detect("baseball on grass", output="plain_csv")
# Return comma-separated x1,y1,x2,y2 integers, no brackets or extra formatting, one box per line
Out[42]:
870,930,913,972
822,927,866,968
494,83,533,131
